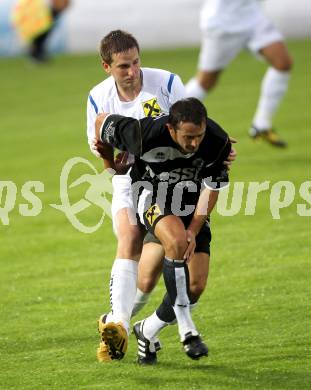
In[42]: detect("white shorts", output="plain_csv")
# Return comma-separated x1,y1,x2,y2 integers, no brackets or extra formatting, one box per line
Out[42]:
137,187,153,226
111,173,138,235
198,13,283,71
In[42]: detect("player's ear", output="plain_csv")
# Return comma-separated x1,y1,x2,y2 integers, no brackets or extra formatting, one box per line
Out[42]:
166,123,175,138
102,62,111,74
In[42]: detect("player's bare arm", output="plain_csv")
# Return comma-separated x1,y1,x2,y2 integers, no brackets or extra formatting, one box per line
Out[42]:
94,113,118,171
224,136,237,170
95,113,110,139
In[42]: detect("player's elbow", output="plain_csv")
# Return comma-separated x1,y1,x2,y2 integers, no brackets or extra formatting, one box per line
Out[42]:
95,113,109,140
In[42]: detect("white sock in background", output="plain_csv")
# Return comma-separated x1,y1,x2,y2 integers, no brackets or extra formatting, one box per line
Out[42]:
253,67,290,130
131,288,151,317
105,258,138,334
185,78,208,101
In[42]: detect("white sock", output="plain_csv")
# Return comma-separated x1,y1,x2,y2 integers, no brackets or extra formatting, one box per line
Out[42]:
141,311,168,341
173,303,198,342
107,258,138,334
141,302,199,342
171,262,198,341
185,78,207,101
131,288,151,317
253,67,290,130
166,303,197,325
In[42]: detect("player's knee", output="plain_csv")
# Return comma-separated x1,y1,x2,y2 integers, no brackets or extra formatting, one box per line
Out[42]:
189,279,207,299
138,277,157,294
273,56,293,72
163,236,187,259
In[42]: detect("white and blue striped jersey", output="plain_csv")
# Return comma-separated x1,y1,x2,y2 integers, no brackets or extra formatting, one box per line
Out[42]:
86,67,186,148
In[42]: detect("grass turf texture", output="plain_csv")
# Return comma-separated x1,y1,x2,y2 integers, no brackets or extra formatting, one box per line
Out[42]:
1,40,311,389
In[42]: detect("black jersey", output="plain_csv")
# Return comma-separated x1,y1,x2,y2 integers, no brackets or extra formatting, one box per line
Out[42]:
101,113,231,212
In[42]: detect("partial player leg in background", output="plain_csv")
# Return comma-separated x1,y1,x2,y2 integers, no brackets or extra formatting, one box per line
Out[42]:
250,41,293,147
97,202,144,362
131,241,164,317
186,30,246,99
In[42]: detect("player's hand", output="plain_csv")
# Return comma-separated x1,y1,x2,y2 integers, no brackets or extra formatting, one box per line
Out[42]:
183,230,196,262
114,151,133,174
90,137,114,161
115,151,129,166
223,137,237,170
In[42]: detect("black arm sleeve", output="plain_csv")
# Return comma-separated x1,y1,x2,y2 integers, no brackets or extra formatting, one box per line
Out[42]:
100,114,143,156
100,114,167,157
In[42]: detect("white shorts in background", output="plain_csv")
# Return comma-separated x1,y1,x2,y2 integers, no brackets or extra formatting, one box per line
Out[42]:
111,174,138,235
198,13,283,71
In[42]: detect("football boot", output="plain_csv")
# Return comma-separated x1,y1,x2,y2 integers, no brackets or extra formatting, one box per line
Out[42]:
97,314,128,361
249,126,287,148
133,320,161,365
182,332,208,360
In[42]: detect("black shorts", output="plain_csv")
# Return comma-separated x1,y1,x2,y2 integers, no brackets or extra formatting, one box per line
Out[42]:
143,219,212,255
143,202,202,233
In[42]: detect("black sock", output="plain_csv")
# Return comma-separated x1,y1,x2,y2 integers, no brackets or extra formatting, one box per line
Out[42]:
156,292,198,323
156,293,175,323
158,258,190,319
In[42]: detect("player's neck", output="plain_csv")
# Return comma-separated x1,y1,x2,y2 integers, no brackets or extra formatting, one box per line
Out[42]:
117,84,141,102
116,75,142,102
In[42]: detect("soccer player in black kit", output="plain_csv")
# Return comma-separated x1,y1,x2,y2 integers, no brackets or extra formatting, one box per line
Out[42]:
96,98,232,363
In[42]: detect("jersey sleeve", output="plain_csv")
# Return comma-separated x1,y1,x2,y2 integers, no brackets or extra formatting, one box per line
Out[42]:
202,138,231,191
86,92,100,148
100,114,143,156
100,114,164,157
167,73,187,105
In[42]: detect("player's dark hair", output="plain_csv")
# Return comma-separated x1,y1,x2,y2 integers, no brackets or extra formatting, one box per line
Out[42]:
99,30,140,65
168,98,207,130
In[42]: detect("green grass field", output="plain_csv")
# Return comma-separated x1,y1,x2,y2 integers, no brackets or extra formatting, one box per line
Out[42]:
1,40,311,389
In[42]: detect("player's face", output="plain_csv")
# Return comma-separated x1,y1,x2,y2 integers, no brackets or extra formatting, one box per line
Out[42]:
103,47,141,90
168,121,206,154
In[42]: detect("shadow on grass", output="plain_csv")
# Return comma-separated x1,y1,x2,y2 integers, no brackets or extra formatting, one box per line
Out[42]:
131,361,311,389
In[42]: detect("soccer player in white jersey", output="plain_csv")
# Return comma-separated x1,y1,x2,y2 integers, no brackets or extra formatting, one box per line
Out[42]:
186,0,293,147
86,30,187,361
